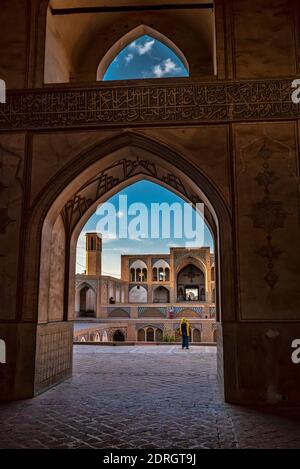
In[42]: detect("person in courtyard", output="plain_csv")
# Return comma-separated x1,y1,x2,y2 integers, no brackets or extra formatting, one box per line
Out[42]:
179,317,190,349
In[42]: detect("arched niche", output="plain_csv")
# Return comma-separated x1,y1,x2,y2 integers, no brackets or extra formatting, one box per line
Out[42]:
192,328,201,343
153,286,170,303
139,308,165,319
146,327,155,342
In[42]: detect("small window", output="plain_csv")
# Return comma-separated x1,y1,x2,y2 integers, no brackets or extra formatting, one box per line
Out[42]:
103,35,189,81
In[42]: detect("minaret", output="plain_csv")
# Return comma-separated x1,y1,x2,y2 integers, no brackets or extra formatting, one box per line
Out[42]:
85,233,102,276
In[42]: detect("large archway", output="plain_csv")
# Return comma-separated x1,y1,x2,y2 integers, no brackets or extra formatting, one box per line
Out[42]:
21,132,234,397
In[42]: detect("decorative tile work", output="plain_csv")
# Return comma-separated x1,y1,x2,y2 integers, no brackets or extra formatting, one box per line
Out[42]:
0,79,298,131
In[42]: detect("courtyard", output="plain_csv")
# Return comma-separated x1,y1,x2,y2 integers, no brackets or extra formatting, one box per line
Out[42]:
1,345,300,449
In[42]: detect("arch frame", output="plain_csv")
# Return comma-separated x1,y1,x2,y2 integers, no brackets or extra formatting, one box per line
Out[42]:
152,285,170,303
77,283,96,317
20,131,235,397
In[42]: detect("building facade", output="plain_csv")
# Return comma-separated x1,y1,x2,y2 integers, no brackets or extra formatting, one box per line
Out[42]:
75,233,216,343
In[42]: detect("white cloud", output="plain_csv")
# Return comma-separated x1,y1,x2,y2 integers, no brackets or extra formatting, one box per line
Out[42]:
125,53,134,64
152,58,181,78
129,39,155,56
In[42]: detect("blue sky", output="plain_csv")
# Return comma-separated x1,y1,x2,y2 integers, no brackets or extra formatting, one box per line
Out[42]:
103,34,189,80
76,181,214,277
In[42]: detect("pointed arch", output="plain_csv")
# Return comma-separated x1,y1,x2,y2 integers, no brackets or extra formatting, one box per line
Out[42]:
23,131,233,326
97,25,189,80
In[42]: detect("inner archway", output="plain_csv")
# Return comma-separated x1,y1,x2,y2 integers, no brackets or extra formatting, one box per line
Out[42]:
22,132,234,398
41,5,216,85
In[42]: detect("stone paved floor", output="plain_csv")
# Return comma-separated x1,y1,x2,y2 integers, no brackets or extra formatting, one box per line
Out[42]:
1,345,300,449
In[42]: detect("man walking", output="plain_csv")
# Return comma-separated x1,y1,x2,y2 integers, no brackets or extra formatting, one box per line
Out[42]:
179,317,190,349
